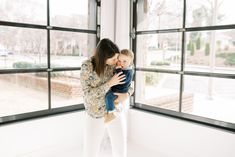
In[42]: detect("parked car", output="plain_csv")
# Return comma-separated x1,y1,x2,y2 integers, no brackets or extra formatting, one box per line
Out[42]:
0,50,14,57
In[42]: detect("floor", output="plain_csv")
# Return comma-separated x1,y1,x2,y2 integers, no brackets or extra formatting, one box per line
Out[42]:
0,111,160,157
15,142,158,157
1,109,235,157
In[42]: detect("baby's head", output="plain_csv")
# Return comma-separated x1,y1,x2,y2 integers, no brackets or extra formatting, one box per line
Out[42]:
117,49,134,69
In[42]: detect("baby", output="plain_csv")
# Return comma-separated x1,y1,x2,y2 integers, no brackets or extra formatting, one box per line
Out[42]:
104,49,134,123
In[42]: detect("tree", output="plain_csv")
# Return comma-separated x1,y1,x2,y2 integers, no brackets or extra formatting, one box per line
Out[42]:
190,43,195,56
196,37,201,50
187,40,192,51
205,43,210,56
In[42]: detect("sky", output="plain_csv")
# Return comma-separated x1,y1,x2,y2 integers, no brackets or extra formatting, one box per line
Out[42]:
50,0,88,16
188,0,235,24
218,0,235,23
148,0,235,25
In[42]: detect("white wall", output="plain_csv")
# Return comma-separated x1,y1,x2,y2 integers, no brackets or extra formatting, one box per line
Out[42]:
1,109,234,157
0,111,85,157
115,0,130,49
100,0,130,49
100,0,115,40
128,109,235,157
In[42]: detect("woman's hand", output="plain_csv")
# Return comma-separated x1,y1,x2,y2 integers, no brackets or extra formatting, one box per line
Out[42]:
107,72,126,88
113,93,129,104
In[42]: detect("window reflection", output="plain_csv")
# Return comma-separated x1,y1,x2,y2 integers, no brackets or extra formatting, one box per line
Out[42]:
185,30,235,74
51,71,83,108
137,0,183,31
183,75,235,123
0,73,48,117
50,0,96,29
0,26,47,69
186,0,235,27
0,0,46,25
50,31,96,68
137,33,182,70
135,71,181,112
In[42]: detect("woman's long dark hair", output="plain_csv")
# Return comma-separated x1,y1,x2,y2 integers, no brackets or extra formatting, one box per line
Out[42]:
91,38,120,77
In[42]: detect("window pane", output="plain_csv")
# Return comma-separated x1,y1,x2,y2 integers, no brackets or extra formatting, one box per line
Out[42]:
51,71,83,108
186,0,235,27
185,30,235,74
0,26,47,69
50,0,96,29
0,73,48,117
183,75,235,123
0,0,46,25
50,31,96,68
137,0,183,31
135,71,180,111
136,33,182,70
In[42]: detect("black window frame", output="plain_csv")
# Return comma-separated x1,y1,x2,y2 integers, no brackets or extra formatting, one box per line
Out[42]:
131,0,235,132
0,0,100,125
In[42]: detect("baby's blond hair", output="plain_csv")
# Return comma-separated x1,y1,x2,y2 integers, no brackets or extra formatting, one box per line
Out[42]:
120,49,134,63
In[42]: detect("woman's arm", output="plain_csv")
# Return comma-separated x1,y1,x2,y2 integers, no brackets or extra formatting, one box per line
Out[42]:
80,62,110,99
80,61,126,99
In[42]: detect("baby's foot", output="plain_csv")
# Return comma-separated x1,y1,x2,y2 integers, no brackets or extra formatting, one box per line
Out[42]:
104,112,116,123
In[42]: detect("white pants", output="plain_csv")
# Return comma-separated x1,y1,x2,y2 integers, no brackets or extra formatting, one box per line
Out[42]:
83,104,127,157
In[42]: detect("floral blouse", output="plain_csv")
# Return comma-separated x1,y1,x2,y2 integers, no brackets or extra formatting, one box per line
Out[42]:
80,59,134,118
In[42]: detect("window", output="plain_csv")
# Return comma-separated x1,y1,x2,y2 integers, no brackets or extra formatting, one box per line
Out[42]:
135,71,181,112
132,0,235,131
137,0,183,31
0,26,47,69
186,0,235,27
50,31,96,68
183,75,235,123
51,71,83,108
50,0,96,29
0,73,48,117
0,0,98,122
185,30,235,74
0,0,47,25
136,33,182,70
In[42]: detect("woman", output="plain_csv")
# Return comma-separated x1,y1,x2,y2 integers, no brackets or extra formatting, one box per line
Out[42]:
80,38,133,157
